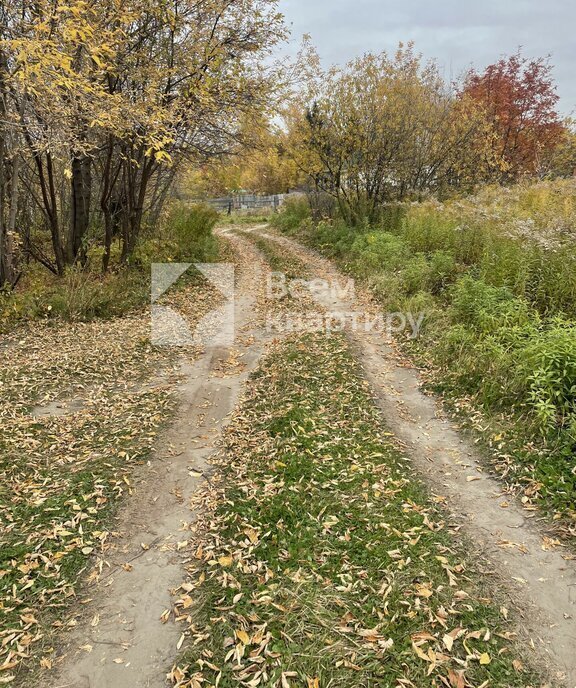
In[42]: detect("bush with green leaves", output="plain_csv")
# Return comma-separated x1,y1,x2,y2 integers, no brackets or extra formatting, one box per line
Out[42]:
519,322,576,435
269,195,311,234
167,202,220,262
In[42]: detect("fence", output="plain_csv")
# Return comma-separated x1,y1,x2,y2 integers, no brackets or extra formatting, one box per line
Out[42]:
188,193,289,213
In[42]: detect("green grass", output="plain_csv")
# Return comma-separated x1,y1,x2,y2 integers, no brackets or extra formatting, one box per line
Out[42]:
0,387,173,617
271,184,576,527
174,333,536,688
247,232,311,280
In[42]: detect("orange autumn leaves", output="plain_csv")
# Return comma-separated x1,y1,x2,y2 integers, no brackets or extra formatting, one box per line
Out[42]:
462,52,564,182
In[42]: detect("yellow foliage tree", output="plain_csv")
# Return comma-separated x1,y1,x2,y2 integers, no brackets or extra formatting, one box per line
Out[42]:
183,118,302,197
0,0,286,274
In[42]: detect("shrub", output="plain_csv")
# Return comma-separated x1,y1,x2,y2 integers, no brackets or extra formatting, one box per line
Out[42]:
449,277,537,334
307,219,356,259
0,268,149,328
349,232,411,274
428,250,458,294
377,203,407,232
401,255,430,295
518,322,576,434
169,203,219,262
270,196,311,234
364,273,404,311
400,210,459,253
401,291,442,334
435,325,512,398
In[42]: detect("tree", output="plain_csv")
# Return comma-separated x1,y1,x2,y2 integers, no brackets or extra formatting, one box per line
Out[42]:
240,131,301,195
544,119,576,178
0,11,22,287
186,117,302,197
461,52,563,182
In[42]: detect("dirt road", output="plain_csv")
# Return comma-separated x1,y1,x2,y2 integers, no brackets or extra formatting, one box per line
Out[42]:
45,225,575,688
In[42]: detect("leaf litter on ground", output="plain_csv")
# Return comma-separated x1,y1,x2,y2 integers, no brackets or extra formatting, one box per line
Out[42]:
0,271,221,681
170,330,542,688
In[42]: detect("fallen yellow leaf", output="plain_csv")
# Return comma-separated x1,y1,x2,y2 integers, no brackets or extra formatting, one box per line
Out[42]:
236,629,250,645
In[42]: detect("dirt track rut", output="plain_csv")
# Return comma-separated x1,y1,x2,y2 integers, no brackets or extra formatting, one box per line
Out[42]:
47,233,268,688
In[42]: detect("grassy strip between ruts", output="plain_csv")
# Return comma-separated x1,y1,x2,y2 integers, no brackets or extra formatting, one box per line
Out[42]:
242,232,311,281
171,333,537,688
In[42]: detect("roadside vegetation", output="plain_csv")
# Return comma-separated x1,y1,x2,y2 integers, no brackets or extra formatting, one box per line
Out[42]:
0,318,175,677
0,203,220,331
271,181,576,528
172,333,536,688
250,45,576,534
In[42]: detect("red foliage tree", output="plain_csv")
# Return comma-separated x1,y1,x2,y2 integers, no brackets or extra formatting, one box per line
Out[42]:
462,52,563,181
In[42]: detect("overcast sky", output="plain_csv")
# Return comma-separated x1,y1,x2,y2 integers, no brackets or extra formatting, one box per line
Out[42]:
278,0,575,116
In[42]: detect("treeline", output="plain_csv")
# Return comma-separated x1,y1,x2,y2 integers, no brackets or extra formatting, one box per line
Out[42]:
287,46,575,224
3,11,576,291
0,0,285,287
194,46,576,225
